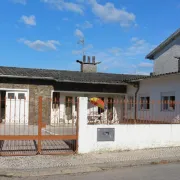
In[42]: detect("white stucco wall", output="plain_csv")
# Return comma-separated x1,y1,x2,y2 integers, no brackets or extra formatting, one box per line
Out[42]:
126,74,180,123
137,74,180,122
78,97,180,153
78,124,180,153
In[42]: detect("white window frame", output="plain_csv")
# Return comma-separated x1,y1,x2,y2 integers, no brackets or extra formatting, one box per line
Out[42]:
127,95,134,110
139,94,150,110
161,92,175,111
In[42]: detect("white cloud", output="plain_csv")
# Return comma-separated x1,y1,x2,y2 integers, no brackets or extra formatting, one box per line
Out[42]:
138,62,153,68
19,39,60,51
41,0,84,14
108,47,122,56
74,29,84,38
76,21,93,29
20,15,36,26
72,50,82,55
107,38,154,58
125,37,155,56
135,71,150,75
11,0,27,5
88,0,136,27
131,37,138,42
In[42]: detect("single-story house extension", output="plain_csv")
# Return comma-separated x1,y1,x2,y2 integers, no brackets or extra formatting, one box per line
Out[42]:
1,28,180,125
0,58,144,125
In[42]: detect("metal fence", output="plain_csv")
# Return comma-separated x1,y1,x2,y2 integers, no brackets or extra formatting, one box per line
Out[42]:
0,96,79,156
87,99,180,125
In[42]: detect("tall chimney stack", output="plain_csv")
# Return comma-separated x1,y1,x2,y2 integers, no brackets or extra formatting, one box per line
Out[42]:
88,56,91,63
76,55,101,73
92,56,95,64
83,55,86,63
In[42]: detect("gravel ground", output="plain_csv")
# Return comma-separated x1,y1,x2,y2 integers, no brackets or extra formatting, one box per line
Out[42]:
1,147,180,170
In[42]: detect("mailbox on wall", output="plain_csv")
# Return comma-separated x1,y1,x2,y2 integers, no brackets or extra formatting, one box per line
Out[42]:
97,128,115,141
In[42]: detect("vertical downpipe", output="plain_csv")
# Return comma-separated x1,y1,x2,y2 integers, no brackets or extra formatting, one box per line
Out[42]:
134,82,140,123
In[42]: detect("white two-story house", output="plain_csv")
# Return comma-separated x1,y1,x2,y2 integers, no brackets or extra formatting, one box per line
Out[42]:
126,28,180,123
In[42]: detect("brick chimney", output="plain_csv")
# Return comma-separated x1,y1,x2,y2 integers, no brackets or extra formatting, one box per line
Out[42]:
76,55,101,73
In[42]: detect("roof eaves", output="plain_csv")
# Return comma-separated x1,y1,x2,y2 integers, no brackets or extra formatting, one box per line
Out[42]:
126,71,180,82
0,74,128,85
0,74,55,81
145,28,180,60
55,79,127,85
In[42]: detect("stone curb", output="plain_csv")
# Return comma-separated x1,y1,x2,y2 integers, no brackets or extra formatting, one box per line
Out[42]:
0,157,180,177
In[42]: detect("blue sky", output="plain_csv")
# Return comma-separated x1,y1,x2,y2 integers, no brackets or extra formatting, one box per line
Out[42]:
1,0,180,75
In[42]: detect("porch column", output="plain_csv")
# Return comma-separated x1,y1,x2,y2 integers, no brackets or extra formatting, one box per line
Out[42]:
77,97,88,153
124,95,128,121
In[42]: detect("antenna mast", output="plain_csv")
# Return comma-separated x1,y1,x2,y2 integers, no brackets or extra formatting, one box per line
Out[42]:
77,38,85,56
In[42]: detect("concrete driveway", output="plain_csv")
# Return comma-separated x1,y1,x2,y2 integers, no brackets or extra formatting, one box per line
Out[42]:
0,124,77,155
0,124,76,135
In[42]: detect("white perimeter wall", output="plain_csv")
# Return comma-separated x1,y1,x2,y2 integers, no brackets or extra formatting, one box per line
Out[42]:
78,97,180,153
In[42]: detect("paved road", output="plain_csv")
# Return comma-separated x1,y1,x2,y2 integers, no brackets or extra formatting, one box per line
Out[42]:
2,163,180,180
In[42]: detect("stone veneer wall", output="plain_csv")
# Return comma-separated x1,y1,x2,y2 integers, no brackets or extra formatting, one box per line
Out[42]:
0,78,53,125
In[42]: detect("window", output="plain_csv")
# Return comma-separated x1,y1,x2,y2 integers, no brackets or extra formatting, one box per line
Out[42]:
98,97,104,114
161,92,175,111
140,96,150,110
52,92,60,108
18,93,25,100
8,93,15,99
65,96,73,120
127,96,134,110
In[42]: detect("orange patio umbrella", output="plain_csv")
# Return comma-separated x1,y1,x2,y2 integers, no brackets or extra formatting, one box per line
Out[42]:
89,97,104,109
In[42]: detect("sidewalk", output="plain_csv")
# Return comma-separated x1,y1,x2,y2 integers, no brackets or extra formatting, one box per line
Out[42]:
1,147,180,177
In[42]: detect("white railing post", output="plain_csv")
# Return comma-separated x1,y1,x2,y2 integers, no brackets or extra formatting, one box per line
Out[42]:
77,97,88,153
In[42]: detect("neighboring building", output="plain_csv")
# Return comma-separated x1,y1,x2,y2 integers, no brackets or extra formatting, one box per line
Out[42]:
146,28,180,75
126,28,180,123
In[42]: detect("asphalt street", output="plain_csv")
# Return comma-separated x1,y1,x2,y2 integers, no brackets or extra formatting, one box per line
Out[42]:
1,163,180,180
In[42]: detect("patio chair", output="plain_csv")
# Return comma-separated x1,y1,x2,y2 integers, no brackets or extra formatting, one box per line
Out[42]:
107,111,113,124
87,112,101,124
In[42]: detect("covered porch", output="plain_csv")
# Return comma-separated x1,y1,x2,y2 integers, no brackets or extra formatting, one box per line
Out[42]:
51,91,126,125
51,81,127,125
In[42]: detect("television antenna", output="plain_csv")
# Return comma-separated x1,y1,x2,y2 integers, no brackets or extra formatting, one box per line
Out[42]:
77,38,85,56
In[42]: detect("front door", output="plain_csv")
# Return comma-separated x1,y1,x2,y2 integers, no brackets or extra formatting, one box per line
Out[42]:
5,91,28,124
